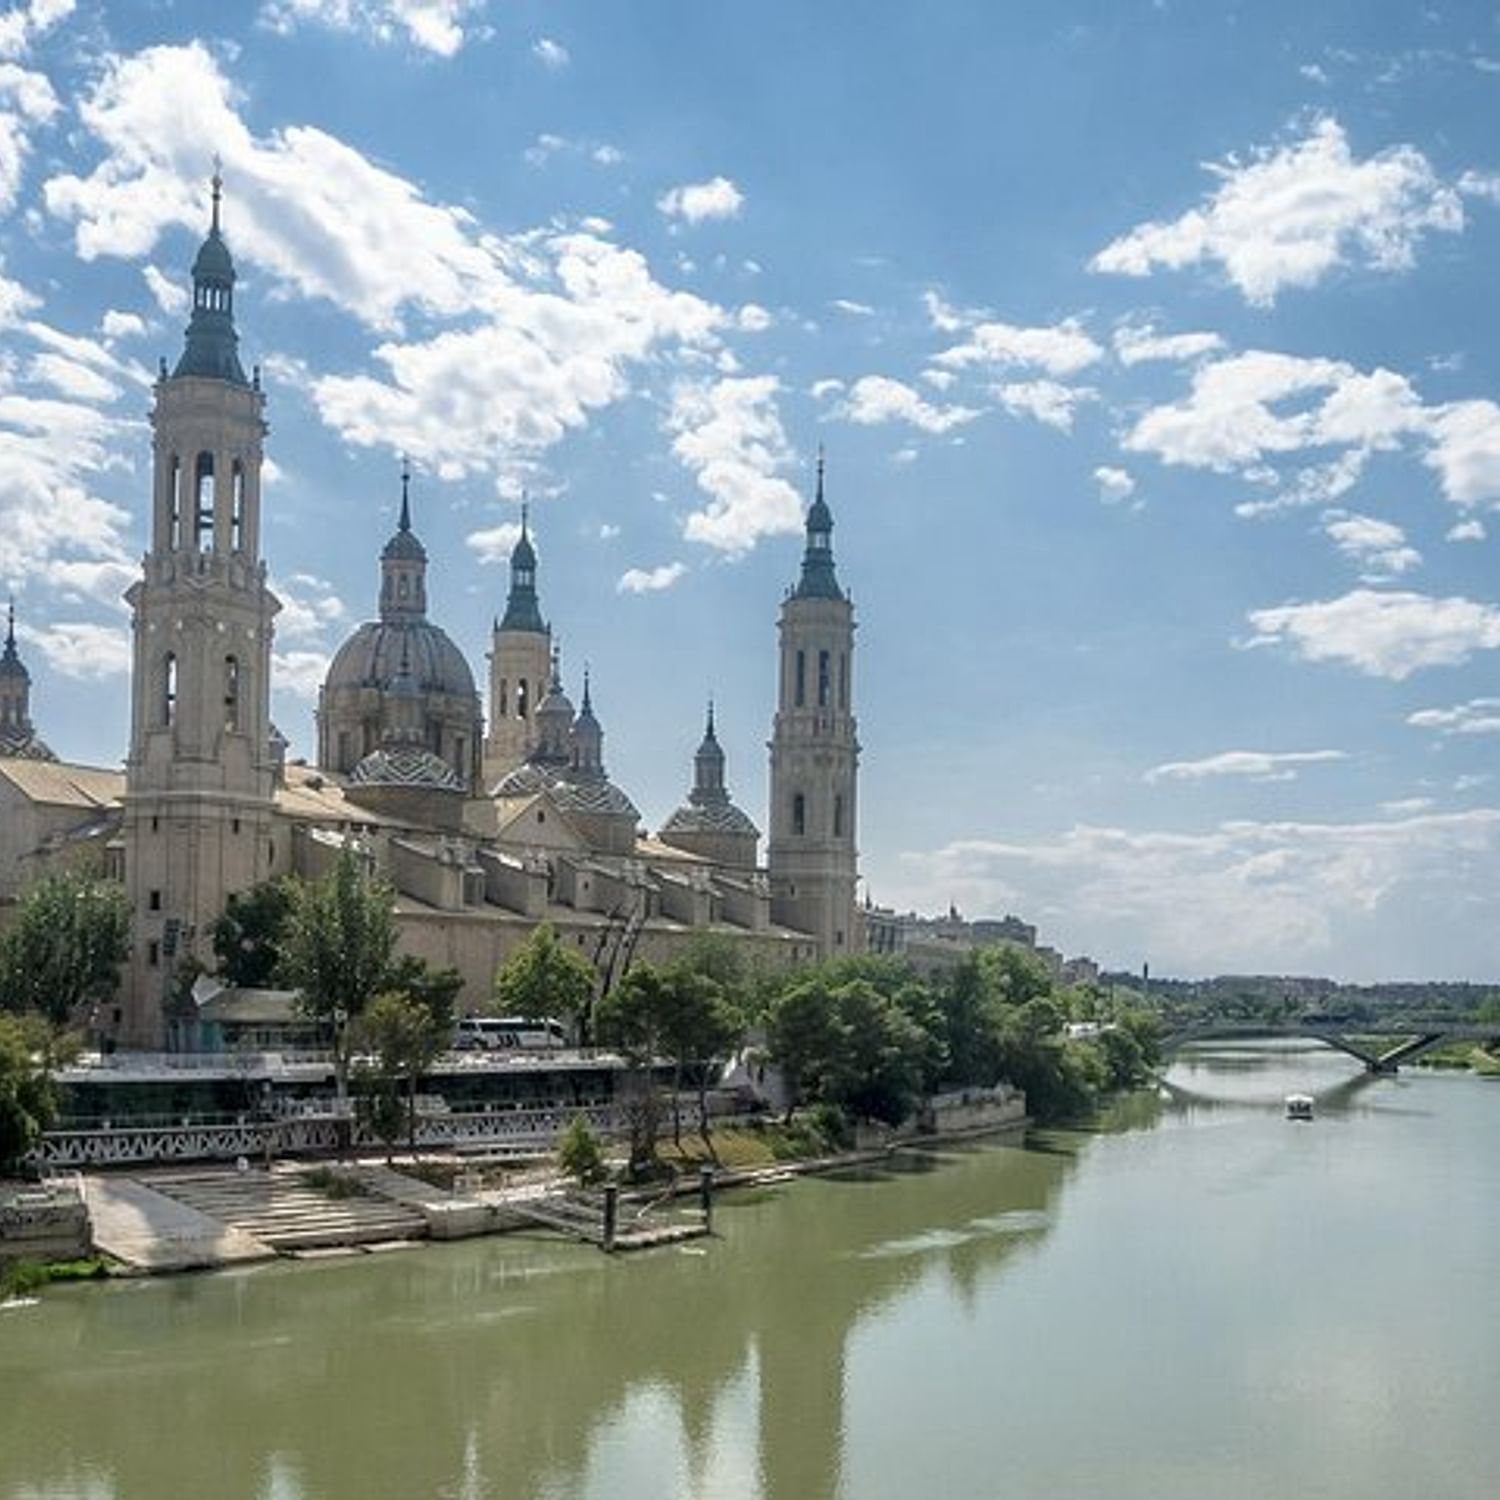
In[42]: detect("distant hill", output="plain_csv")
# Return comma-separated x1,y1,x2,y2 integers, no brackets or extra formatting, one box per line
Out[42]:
1101,972,1500,1020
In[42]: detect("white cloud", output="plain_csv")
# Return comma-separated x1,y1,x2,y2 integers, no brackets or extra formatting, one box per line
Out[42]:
0,1,76,61
1406,698,1500,736
993,380,1094,431
658,176,744,225
935,316,1102,377
272,573,347,642
597,522,620,540
1422,400,1500,509
1458,169,1500,204
617,562,686,594
668,376,804,555
1244,588,1500,679
260,1,482,57
1091,118,1464,305
736,303,772,332
142,264,187,317
1322,510,1421,580
1447,518,1486,542
899,807,1500,975
1145,749,1348,784
809,378,844,401
272,649,332,701
532,37,570,69
920,289,964,333
100,309,147,340
830,298,874,317
1299,62,1329,85
27,351,119,404
17,619,130,679
1094,466,1136,504
1112,322,1225,366
0,59,60,214
840,375,978,435
464,521,521,565
39,558,135,611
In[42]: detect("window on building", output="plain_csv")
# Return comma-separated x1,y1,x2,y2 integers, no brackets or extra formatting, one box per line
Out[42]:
232,817,241,835
230,460,245,551
167,454,181,550
518,678,529,720
818,649,831,707
795,650,806,707
338,730,351,766
834,793,844,838
498,678,508,716
193,451,214,550
148,889,161,912
839,653,848,710
792,792,806,836
150,815,159,833
161,652,178,727
223,655,240,732
453,736,465,775
148,941,159,968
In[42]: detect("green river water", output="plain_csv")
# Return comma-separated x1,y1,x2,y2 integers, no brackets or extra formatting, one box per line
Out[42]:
2,1041,1497,1499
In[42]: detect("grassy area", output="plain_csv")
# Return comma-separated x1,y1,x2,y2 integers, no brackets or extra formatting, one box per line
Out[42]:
655,1115,849,1172
1,1257,109,1300
299,1166,368,1200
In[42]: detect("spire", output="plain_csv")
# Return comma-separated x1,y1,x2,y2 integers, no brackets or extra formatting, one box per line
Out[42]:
380,462,428,620
398,454,412,534
2,599,15,661
173,164,247,385
500,500,546,633
580,663,593,716
690,696,728,806
569,662,605,781
794,446,842,600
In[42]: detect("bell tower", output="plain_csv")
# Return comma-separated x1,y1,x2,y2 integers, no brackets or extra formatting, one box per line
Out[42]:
767,455,860,956
121,170,280,1046
483,505,551,786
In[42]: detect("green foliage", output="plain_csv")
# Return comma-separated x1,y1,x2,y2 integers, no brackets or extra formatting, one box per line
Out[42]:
594,963,672,1172
210,878,295,988
0,1013,69,1173
355,984,454,1149
557,1114,607,1186
0,869,129,1028
277,848,397,1092
493,922,596,1040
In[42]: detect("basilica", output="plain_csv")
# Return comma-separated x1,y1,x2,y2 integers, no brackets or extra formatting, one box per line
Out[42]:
0,182,863,1048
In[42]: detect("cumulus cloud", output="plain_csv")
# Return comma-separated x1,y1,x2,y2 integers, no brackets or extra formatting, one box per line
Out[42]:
993,379,1094,431
1406,698,1500,736
272,573,347,642
1145,749,1348,784
1112,322,1225,366
898,808,1500,975
1094,466,1136,504
1447,518,1486,542
840,375,978,434
18,619,130,679
1091,118,1464,305
464,521,522,565
0,0,76,60
935,316,1102,377
658,175,744,224
1322,510,1421,580
260,1,483,57
668,376,804,555
617,562,686,594
1422,400,1500,509
272,649,332,701
1243,588,1500,680
0,58,60,214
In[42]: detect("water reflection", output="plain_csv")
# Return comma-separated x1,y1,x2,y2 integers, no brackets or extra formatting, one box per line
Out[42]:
0,1138,1079,1500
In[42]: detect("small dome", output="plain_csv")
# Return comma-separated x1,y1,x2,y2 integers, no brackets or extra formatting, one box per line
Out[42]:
381,527,427,563
323,620,477,702
491,762,557,799
661,802,759,838
553,778,639,821
192,229,235,283
0,727,55,762
349,742,463,792
511,527,536,570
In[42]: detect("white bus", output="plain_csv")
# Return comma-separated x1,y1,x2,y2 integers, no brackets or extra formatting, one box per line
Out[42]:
452,1016,567,1052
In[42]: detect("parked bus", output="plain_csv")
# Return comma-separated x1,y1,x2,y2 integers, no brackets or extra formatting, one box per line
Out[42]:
451,1016,567,1052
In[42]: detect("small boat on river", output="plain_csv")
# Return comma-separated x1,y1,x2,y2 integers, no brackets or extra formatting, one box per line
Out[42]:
1285,1093,1314,1122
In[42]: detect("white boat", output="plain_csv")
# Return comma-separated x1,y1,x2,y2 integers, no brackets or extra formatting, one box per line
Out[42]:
1285,1093,1314,1122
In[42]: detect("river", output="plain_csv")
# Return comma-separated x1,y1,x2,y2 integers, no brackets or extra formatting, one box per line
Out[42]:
2,1042,1496,1499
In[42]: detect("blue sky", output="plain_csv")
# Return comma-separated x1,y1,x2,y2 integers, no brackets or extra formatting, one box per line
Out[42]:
4,1,1500,980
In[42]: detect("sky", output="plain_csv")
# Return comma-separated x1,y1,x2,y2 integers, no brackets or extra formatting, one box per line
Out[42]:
4,1,1500,982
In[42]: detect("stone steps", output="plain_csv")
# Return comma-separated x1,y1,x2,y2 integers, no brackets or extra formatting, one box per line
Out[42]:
146,1169,427,1251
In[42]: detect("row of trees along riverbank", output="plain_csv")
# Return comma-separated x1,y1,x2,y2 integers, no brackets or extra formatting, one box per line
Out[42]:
2,849,1162,1175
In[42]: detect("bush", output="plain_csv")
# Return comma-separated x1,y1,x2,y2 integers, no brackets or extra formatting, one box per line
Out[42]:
557,1115,607,1187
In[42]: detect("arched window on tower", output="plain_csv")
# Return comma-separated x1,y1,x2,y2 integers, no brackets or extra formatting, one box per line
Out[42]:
834,793,844,839
161,652,178,728
795,650,806,708
167,454,182,550
498,678,508,717
193,451,214,550
223,655,240,732
839,653,848,710
517,678,529,721
818,649,831,708
230,460,245,551
792,793,806,836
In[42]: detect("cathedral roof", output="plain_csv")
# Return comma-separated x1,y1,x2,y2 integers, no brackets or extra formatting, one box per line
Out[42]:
323,619,477,702
660,800,758,838
348,742,464,792
552,777,639,821
172,169,248,386
793,451,843,602
499,505,547,634
1,602,27,681
381,461,427,562
0,727,56,762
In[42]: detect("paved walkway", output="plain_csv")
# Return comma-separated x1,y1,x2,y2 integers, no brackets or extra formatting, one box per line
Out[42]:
84,1174,274,1273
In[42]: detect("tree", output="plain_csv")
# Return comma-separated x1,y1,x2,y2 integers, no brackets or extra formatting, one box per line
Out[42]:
210,878,295,989
0,1014,72,1174
595,963,672,1173
493,922,596,1042
277,846,397,1103
557,1114,607,1187
0,869,129,1029
765,975,844,1119
354,988,451,1150
658,961,743,1157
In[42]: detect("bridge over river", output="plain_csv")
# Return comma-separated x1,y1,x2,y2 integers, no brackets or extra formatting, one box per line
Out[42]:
1159,1019,1500,1074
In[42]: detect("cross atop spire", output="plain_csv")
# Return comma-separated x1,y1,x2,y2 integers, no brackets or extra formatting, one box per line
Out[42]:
399,454,412,533
210,155,223,234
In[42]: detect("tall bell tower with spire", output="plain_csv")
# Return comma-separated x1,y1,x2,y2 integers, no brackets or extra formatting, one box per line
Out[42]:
121,169,280,1046
767,453,861,957
483,505,551,786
